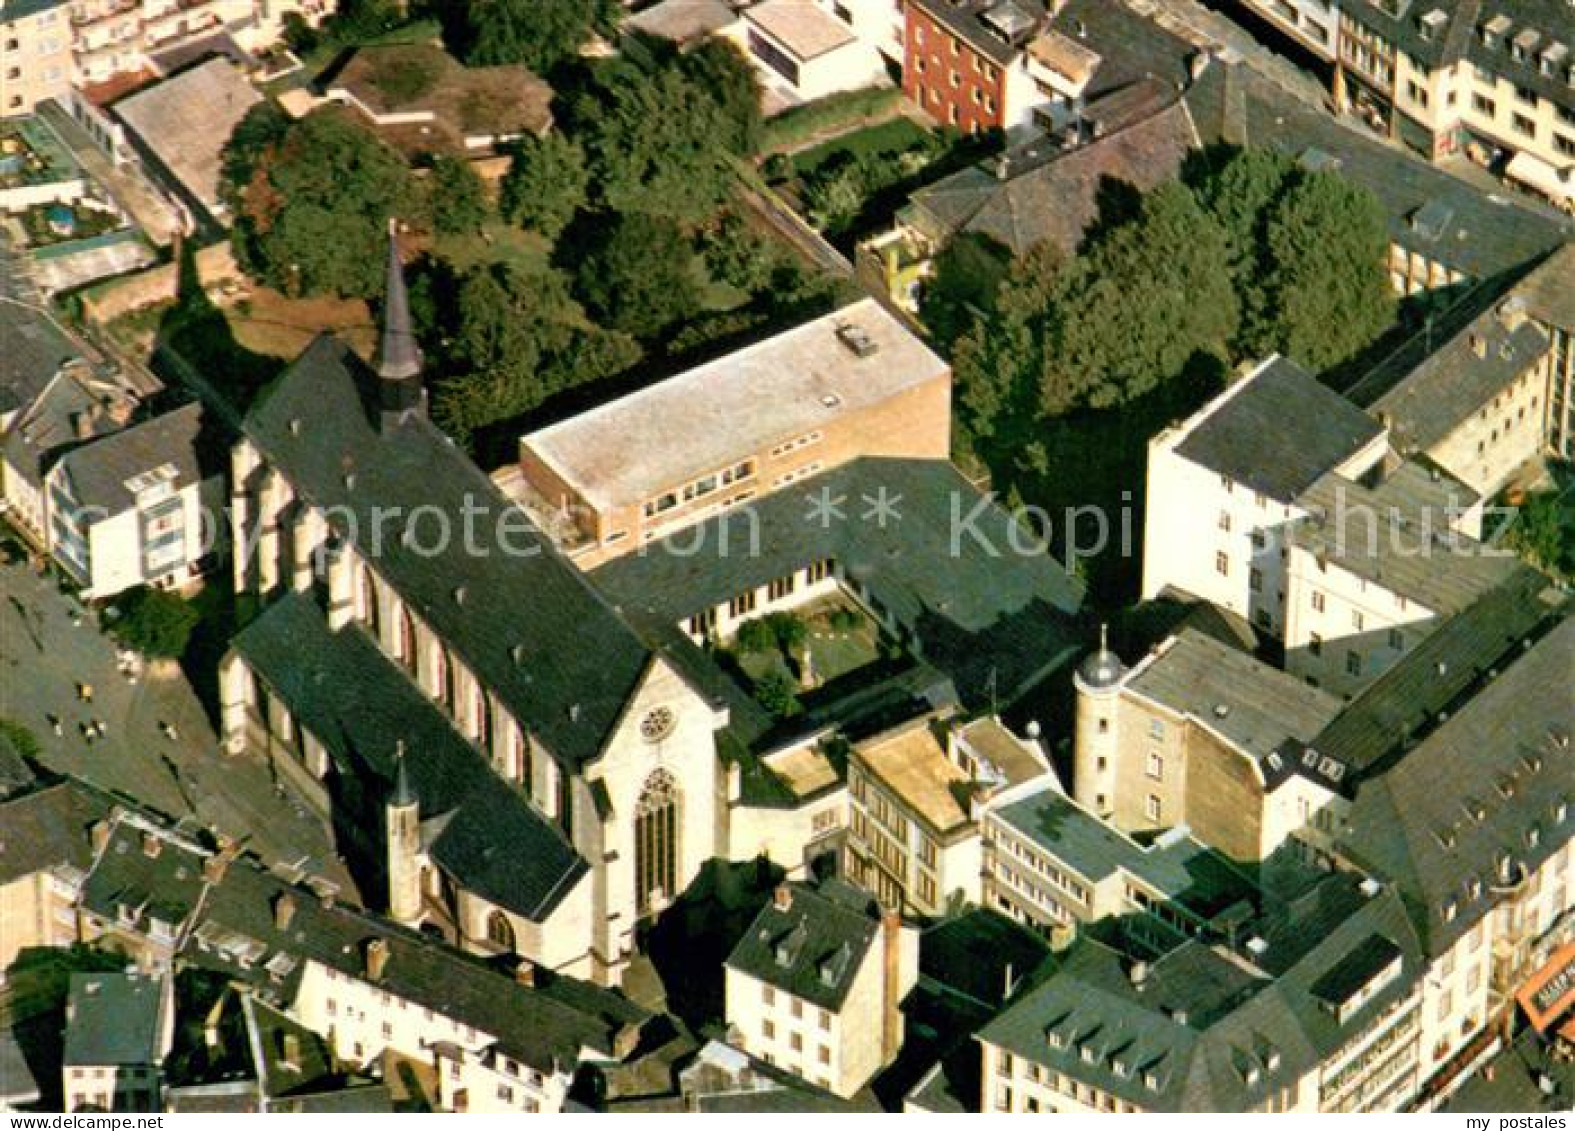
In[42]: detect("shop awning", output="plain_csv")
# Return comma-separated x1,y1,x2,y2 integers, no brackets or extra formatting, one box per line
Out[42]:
1517,941,1575,1033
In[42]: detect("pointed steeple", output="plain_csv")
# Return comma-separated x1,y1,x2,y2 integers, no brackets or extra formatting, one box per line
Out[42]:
390,740,417,809
376,219,424,430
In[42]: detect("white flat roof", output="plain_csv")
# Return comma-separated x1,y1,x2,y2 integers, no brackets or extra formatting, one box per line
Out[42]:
746,0,859,59
523,298,948,511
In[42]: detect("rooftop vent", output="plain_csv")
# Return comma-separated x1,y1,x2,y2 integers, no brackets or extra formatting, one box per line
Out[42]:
1359,877,1382,897
1213,703,1231,719
836,323,879,358
1245,936,1268,957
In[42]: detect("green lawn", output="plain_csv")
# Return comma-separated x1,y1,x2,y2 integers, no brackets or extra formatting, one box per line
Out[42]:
434,222,553,275
790,116,933,177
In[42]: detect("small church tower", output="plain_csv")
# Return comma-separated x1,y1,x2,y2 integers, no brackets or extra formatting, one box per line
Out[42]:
376,219,424,433
386,742,422,925
1071,625,1125,818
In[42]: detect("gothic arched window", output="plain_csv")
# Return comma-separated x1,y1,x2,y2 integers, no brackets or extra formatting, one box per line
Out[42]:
486,909,515,952
635,769,680,916
360,565,380,636
396,604,416,672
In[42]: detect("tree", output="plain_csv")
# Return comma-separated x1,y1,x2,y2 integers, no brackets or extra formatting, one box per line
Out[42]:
753,668,801,719
919,231,1012,353
573,214,700,338
679,38,762,157
1043,182,1238,413
108,587,200,658
700,210,774,294
456,0,617,73
228,108,418,298
1190,147,1297,357
571,57,735,222
500,134,588,240
1503,485,1574,579
735,617,776,655
322,0,404,43
1260,171,1394,371
764,611,807,658
428,155,489,236
280,11,320,55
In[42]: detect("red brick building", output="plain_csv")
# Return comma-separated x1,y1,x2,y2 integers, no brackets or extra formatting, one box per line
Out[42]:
903,0,1045,133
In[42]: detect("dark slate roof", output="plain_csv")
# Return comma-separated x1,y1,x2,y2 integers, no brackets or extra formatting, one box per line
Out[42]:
0,779,109,883
590,457,1085,716
187,853,651,1073
1125,629,1343,762
0,370,119,489
80,815,210,935
0,302,80,418
0,733,40,801
229,592,585,921
55,402,213,513
1174,357,1383,501
909,82,1199,257
992,786,1258,919
243,995,341,1103
1363,307,1550,453
1052,0,1195,97
1339,615,1574,956
726,880,883,1012
978,877,1424,1111
1310,568,1562,778
919,908,1056,1010
1514,243,1575,332
243,335,653,769
64,972,165,1066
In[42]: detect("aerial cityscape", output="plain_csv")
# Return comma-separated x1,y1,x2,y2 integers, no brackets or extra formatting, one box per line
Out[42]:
0,0,1571,1115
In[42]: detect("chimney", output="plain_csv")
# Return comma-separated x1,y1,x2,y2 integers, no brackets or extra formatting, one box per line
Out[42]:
90,820,112,855
514,959,536,988
73,410,97,440
1129,960,1150,987
1498,296,1528,331
881,911,903,1065
773,884,793,912
203,841,238,884
273,893,297,931
365,937,391,982
1469,333,1487,359
142,832,162,859
280,1032,302,1071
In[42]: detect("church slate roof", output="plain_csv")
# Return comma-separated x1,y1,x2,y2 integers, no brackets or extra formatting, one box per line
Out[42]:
230,592,586,921
242,335,653,769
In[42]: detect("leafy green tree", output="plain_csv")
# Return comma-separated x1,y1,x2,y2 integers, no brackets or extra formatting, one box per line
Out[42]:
428,155,489,235
1044,182,1237,413
573,213,700,338
323,0,403,44
108,587,200,658
280,11,320,55
571,58,734,222
678,38,762,157
1260,171,1394,370
456,0,617,72
500,134,588,240
1504,485,1574,579
802,154,869,231
754,668,801,719
919,231,1012,353
228,108,417,297
700,210,774,293
735,617,776,655
1190,147,1297,357
765,611,808,658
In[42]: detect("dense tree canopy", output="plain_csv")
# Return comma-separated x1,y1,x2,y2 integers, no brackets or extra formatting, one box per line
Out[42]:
428,154,489,236
226,108,418,298
573,213,701,338
500,134,589,240
919,232,1012,354
451,0,619,73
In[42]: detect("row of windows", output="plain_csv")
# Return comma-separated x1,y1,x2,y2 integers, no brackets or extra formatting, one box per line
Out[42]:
643,460,755,518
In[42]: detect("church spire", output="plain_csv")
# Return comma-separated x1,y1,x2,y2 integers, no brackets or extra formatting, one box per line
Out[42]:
391,740,417,808
376,219,424,430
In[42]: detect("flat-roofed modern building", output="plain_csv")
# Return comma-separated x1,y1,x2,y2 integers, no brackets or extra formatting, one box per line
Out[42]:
517,298,951,567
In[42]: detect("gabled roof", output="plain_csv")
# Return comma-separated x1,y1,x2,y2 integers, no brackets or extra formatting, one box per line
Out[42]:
243,336,653,768
727,880,883,1012
64,972,165,1067
0,302,82,419
1339,615,1573,955
1174,357,1383,502
229,593,586,921
54,402,214,514
0,779,111,884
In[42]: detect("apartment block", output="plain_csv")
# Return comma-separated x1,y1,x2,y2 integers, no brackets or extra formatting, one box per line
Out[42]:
1,0,72,115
